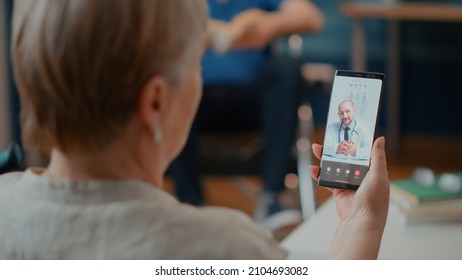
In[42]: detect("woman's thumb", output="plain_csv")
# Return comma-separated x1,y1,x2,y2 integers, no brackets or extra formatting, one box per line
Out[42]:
369,137,387,174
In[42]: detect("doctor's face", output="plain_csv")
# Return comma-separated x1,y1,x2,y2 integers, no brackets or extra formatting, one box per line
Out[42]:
338,101,356,127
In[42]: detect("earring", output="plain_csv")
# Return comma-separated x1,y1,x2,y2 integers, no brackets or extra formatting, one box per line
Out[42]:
154,123,163,143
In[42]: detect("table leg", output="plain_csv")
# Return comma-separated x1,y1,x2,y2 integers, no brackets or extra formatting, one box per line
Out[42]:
387,20,401,158
352,19,366,71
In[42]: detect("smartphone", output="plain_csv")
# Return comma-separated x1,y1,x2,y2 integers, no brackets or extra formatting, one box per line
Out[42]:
318,70,384,190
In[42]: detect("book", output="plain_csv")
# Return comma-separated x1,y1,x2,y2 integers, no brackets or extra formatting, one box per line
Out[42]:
394,210,462,225
393,198,462,224
391,173,462,224
390,172,462,207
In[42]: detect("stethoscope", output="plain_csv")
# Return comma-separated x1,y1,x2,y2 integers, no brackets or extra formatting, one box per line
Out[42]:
338,120,359,143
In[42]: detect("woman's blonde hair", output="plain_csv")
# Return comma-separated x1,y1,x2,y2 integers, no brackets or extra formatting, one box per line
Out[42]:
13,0,207,153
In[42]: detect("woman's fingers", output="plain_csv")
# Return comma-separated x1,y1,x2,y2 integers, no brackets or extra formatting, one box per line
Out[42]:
309,165,319,180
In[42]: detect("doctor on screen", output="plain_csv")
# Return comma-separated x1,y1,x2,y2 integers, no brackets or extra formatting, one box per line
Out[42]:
324,100,373,160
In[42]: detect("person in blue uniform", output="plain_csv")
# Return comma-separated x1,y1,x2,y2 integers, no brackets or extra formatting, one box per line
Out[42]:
169,0,324,221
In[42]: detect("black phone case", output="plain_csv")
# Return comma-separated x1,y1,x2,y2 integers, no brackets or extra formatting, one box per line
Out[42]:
318,70,385,190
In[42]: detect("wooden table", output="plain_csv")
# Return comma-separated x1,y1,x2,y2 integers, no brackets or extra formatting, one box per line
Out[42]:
339,2,462,157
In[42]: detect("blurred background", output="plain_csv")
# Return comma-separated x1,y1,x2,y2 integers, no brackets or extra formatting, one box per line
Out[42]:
299,0,462,138
1,0,461,238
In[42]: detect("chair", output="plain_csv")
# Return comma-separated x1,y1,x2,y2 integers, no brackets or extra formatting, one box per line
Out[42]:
196,44,335,220
296,62,335,219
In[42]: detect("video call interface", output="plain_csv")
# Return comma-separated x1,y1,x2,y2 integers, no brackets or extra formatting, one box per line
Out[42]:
319,71,383,188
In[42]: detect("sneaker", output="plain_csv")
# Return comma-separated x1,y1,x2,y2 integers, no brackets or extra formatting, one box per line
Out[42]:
0,143,24,174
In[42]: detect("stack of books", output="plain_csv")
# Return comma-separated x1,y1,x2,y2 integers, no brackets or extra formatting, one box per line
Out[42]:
390,172,462,225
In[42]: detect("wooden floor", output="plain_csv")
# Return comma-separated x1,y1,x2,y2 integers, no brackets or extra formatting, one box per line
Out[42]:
164,129,462,239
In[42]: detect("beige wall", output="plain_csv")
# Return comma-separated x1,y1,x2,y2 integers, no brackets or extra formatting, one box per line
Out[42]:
0,1,12,150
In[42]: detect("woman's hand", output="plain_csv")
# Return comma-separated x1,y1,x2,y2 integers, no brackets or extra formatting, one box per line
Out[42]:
206,9,275,52
229,9,274,49
310,137,390,259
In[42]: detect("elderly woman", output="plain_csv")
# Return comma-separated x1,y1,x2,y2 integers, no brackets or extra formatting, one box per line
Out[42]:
0,0,389,259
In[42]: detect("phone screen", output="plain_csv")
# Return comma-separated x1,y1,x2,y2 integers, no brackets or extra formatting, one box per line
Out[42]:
318,70,384,190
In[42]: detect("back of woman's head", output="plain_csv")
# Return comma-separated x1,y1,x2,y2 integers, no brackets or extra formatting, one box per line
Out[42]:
13,0,207,153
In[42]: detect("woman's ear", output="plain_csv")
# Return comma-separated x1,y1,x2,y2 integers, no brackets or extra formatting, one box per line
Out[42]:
137,76,168,135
